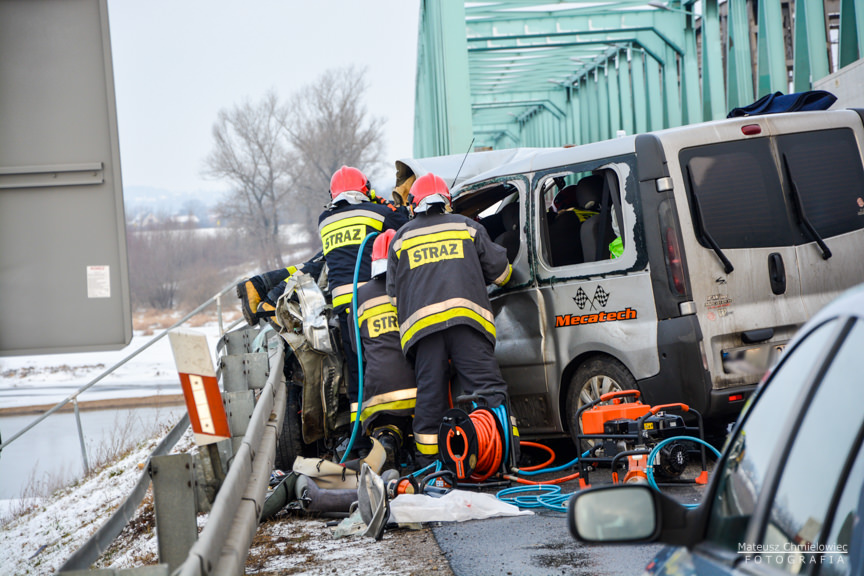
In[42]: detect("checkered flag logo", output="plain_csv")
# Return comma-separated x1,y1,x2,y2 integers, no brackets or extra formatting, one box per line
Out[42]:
573,287,589,310
594,286,610,307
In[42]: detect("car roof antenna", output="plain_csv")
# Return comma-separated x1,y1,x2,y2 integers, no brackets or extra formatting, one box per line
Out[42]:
451,137,476,189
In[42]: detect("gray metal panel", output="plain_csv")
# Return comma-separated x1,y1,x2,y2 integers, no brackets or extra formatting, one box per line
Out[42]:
0,0,131,355
220,352,270,392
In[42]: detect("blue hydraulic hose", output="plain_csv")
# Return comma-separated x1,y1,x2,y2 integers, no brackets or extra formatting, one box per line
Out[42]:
646,435,721,509
339,231,379,464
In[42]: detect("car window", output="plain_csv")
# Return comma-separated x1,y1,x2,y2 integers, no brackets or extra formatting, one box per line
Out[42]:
680,139,796,250
704,318,840,550
820,424,864,576
538,167,624,268
761,319,864,574
777,129,864,241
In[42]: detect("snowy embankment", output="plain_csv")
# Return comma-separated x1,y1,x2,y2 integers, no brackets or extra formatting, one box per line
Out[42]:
0,315,453,576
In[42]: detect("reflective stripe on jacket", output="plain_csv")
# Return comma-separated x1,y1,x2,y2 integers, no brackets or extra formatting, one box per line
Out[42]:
318,201,408,310
348,279,417,430
386,213,512,353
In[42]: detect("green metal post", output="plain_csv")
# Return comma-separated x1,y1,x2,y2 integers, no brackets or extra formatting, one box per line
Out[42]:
645,54,663,130
588,71,600,142
632,50,648,134
608,55,622,137
838,0,861,68
701,0,726,120
598,65,611,141
682,15,702,124
726,0,754,110
663,44,682,128
618,50,635,136
569,86,582,146
580,78,590,145
793,0,829,90
415,0,473,156
757,0,788,96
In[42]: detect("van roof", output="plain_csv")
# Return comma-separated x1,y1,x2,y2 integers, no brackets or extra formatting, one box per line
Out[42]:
396,109,859,199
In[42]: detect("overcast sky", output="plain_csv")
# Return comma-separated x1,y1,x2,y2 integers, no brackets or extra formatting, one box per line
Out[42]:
106,1,421,196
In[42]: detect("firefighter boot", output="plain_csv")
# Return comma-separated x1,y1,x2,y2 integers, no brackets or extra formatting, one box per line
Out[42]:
372,426,402,472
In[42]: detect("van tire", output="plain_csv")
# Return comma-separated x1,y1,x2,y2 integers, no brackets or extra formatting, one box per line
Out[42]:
275,383,313,471
565,357,637,449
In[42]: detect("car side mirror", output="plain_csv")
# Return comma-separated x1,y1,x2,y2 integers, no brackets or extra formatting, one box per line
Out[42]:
568,484,660,543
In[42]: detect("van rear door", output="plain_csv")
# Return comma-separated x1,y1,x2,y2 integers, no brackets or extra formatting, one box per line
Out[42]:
671,111,864,396
676,130,804,392
765,112,864,317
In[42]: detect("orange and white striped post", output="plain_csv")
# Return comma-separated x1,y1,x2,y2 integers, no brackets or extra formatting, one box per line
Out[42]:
168,329,230,445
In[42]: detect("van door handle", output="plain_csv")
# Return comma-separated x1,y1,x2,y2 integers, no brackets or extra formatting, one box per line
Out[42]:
768,253,786,295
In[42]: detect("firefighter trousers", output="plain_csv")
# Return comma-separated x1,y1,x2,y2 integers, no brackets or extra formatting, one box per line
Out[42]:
411,324,507,464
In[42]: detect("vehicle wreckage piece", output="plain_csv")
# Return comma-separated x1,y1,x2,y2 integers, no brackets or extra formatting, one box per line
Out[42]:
275,272,348,444
357,463,389,540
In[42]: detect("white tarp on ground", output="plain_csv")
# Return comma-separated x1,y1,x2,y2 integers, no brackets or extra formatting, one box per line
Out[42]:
389,489,533,524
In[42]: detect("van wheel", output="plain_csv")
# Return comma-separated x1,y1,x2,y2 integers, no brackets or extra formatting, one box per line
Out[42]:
565,358,637,449
275,384,313,471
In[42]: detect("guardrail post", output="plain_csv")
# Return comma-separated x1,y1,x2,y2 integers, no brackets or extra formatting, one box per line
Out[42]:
72,398,90,476
149,454,198,572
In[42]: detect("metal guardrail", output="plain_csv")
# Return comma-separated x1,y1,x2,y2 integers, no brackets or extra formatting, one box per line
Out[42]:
33,291,288,576
176,333,286,575
0,283,243,467
57,413,191,572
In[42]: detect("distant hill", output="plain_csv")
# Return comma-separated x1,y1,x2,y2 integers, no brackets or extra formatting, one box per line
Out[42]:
123,185,228,213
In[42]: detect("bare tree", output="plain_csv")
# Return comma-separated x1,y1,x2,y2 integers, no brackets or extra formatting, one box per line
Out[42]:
204,67,386,265
204,91,291,269
282,66,386,235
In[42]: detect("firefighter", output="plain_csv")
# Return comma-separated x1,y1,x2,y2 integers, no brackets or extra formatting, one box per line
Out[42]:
348,229,416,469
321,166,408,426
386,172,513,466
236,251,325,327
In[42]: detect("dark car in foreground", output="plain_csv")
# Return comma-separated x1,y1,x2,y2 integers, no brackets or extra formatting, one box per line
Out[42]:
568,283,864,575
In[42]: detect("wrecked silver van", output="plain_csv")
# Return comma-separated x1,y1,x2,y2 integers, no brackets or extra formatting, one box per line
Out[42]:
396,109,864,442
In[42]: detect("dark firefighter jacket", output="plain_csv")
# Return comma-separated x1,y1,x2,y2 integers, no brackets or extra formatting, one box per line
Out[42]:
348,277,417,430
318,200,408,310
386,212,513,354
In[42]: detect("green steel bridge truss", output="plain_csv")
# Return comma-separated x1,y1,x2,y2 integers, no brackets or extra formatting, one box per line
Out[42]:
414,0,864,156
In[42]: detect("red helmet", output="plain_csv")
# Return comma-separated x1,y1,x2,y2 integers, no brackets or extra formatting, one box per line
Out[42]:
409,173,451,212
370,229,396,277
330,166,369,199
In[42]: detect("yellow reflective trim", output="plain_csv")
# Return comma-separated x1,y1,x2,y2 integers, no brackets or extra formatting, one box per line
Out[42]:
358,303,397,325
494,264,513,286
359,399,417,422
415,432,439,445
362,388,417,407
319,215,384,237
392,222,477,255
401,298,494,332
333,292,354,307
356,294,391,317
395,229,473,258
416,443,439,455
512,426,520,438
401,307,496,348
286,265,298,276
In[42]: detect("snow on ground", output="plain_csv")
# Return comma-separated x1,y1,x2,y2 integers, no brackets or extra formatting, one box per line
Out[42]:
0,322,227,408
0,319,455,576
0,426,196,575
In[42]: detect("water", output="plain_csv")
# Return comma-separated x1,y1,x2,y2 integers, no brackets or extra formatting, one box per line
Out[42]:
0,404,185,501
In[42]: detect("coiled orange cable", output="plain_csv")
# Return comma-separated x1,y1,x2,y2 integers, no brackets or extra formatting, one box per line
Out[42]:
469,409,503,482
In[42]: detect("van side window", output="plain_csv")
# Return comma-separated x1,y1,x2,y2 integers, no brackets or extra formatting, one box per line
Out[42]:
777,128,864,241
680,139,795,250
541,168,623,267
